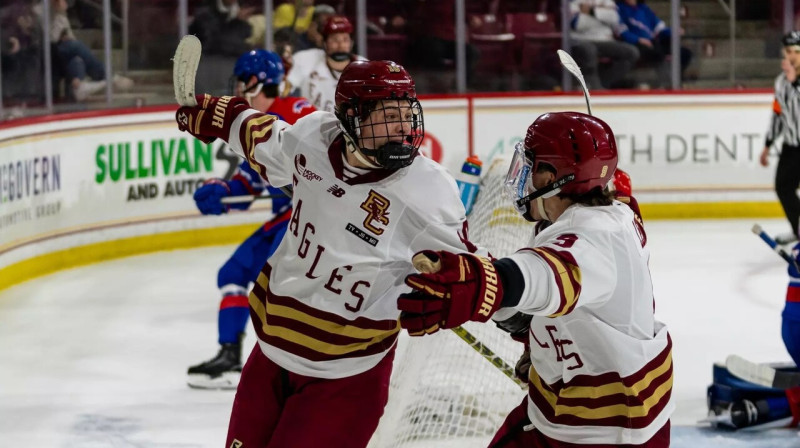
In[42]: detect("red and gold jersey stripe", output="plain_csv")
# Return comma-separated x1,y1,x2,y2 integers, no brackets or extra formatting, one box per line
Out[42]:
248,269,400,362
526,246,582,317
238,113,277,181
527,336,673,428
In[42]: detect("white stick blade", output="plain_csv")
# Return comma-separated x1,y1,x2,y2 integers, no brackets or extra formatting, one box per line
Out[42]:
725,354,776,388
557,49,590,98
172,35,202,107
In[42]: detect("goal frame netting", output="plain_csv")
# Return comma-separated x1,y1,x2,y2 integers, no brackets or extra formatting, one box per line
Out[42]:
370,156,533,448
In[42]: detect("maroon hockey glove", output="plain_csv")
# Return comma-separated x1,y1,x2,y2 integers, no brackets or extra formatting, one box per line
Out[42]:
175,94,250,144
398,250,504,336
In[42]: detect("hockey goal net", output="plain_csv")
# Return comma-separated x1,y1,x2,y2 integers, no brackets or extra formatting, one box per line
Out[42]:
370,156,532,448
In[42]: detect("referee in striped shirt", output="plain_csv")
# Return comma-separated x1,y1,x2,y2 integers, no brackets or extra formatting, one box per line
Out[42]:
761,31,800,243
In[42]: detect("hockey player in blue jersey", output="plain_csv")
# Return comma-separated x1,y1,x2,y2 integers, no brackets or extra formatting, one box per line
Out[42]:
187,49,315,389
707,241,800,428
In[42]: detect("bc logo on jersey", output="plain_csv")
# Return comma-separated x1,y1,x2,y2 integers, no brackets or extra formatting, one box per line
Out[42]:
360,190,391,235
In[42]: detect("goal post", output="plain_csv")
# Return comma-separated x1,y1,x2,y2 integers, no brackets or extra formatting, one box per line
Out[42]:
370,156,533,448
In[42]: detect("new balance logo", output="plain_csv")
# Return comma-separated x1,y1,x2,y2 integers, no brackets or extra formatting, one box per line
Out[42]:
327,185,346,197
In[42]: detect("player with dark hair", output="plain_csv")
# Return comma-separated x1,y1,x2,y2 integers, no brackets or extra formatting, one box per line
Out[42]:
175,59,481,447
397,112,673,446
186,49,314,389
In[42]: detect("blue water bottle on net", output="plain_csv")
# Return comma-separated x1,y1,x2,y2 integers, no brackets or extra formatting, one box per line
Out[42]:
456,155,482,215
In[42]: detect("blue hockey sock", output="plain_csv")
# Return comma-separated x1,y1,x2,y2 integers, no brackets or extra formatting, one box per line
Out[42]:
218,294,249,344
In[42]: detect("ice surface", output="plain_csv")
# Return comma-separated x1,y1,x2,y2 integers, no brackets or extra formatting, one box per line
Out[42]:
1,218,798,447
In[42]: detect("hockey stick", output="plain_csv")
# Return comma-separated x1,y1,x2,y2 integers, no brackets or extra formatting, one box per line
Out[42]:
220,194,284,205
412,254,527,390
437,50,593,391
557,49,592,116
172,36,295,200
751,224,799,271
416,50,592,392
172,35,201,107
726,354,800,389
451,325,527,389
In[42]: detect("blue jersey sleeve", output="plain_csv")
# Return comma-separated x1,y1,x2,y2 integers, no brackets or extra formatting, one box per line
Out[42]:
229,160,291,214
227,161,266,211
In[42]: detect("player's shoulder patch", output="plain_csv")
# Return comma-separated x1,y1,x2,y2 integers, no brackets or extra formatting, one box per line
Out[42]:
288,97,315,115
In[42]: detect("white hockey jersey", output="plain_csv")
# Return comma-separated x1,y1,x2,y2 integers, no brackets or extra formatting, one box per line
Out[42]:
503,201,673,444
285,49,365,113
225,109,478,379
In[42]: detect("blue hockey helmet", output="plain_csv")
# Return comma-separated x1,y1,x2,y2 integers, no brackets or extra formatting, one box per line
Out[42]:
233,49,284,86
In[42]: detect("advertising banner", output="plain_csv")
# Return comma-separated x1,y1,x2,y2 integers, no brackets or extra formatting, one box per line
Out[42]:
0,91,781,280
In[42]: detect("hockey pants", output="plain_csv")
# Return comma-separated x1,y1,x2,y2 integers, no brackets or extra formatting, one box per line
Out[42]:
226,344,394,448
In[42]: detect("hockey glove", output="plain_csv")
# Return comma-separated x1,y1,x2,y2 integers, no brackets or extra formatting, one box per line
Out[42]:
398,250,504,336
613,168,632,197
515,349,532,383
176,94,250,144
194,179,230,215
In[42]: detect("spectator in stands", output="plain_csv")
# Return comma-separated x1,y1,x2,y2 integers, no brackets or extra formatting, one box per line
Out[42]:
49,0,133,101
190,0,255,58
273,0,316,35
616,0,692,88
407,0,480,88
293,4,335,52
1,1,43,104
570,0,639,89
190,0,255,95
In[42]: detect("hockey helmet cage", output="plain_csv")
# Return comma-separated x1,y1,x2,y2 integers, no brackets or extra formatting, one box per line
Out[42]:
335,60,424,170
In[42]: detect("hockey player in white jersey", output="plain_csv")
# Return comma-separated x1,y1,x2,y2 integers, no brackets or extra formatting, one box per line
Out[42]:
284,15,364,112
398,112,673,447
175,60,480,448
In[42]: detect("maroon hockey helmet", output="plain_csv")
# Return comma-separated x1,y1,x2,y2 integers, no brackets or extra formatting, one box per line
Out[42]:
523,112,617,196
335,60,424,170
335,60,417,111
322,15,353,37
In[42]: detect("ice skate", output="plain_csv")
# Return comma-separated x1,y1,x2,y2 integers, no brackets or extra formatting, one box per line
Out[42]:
187,342,242,390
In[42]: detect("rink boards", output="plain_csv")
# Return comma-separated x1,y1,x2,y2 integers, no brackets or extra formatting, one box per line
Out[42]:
0,91,783,289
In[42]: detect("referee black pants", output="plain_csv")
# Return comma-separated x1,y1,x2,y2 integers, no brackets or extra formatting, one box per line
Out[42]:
776,145,800,237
